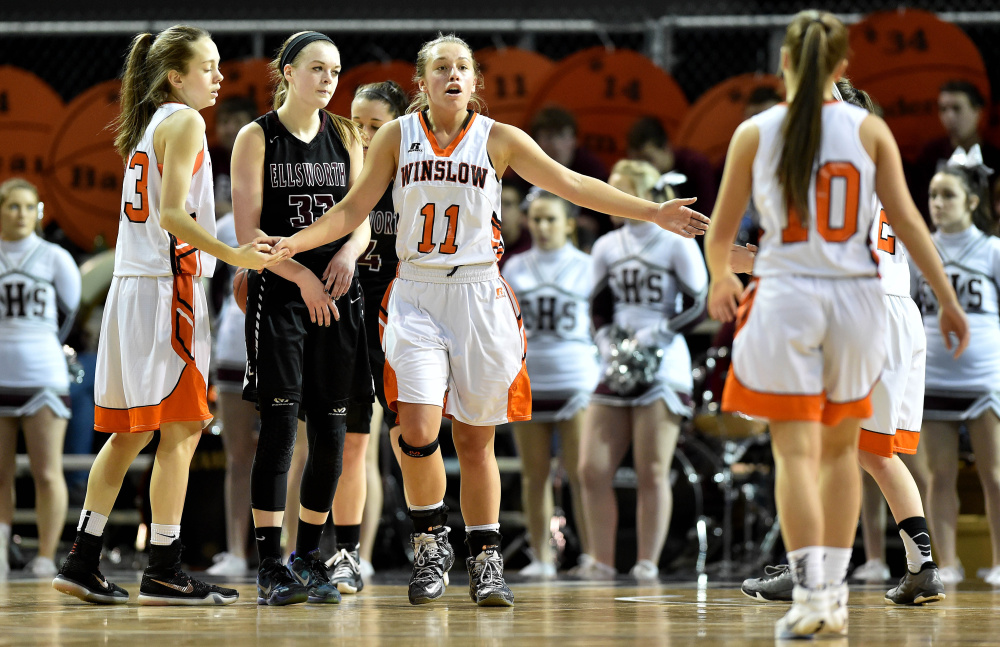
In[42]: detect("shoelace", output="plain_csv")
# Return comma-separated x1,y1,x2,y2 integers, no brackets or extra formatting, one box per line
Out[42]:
472,553,505,589
331,549,360,580
764,564,790,578
412,534,446,583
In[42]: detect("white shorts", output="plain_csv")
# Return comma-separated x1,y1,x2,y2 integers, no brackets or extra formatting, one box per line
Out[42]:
380,262,531,426
94,275,213,433
860,294,925,457
722,276,886,425
212,300,247,393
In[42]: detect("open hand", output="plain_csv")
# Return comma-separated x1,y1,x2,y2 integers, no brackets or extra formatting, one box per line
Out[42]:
299,273,340,327
652,197,710,238
322,247,356,299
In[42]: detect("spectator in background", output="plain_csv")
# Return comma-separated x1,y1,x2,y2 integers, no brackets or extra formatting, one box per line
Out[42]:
627,116,718,221
209,96,258,219
0,178,81,577
911,81,1000,224
511,106,610,251
498,185,530,270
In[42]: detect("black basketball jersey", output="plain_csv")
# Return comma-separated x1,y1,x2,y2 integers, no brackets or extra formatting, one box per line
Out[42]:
257,109,351,277
357,185,400,298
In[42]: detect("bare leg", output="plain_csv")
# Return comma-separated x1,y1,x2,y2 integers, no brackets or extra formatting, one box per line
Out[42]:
512,421,555,565
332,432,370,526
631,401,681,565
859,451,926,527
555,410,588,556
578,404,633,568
820,418,862,549
967,410,1000,568
0,418,18,529
451,421,500,526
217,391,257,560
858,466,887,563
921,421,960,568
769,420,823,551
83,431,154,516
149,421,203,525
358,403,385,565
396,403,446,508
21,409,69,560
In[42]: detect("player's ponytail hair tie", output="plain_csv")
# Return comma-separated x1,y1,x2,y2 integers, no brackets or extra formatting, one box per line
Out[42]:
280,32,335,71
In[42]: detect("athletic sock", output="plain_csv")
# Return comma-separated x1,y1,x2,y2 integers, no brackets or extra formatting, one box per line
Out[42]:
898,516,936,573
295,519,325,556
466,523,502,555
255,526,282,562
334,524,361,551
78,510,108,538
823,547,853,586
149,523,180,546
787,546,824,590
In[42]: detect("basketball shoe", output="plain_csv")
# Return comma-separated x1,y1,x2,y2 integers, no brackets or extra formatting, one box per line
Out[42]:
775,585,843,639
257,557,309,606
467,547,514,607
52,532,129,604
138,540,238,605
741,564,794,602
327,546,365,594
408,526,454,605
288,549,341,603
885,564,946,605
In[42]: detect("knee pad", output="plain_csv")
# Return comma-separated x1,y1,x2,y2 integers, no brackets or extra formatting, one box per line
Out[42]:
250,401,299,511
299,414,347,513
398,435,440,458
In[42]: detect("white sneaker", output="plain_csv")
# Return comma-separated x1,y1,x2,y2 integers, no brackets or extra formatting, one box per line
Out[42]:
938,565,965,584
850,559,890,582
23,556,57,577
206,552,249,576
566,553,595,576
570,558,616,581
0,528,8,579
818,584,849,637
519,560,557,578
629,559,659,582
978,565,1000,585
775,585,839,639
359,558,375,581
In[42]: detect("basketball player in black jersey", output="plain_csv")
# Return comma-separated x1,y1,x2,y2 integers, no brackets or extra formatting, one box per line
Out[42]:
230,31,373,606
327,80,410,593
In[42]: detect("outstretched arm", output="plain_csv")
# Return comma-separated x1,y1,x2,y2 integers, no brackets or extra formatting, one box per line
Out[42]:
489,123,709,238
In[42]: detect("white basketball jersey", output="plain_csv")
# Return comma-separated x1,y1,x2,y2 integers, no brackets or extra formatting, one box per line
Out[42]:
115,102,217,278
0,234,81,389
915,226,1000,392
393,112,503,269
502,244,599,393
751,102,878,279
871,200,910,297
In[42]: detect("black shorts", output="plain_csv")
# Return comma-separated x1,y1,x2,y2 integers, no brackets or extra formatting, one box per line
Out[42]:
243,270,373,416
343,291,391,434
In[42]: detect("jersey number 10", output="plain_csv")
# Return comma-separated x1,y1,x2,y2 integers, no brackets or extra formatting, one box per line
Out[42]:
781,161,861,244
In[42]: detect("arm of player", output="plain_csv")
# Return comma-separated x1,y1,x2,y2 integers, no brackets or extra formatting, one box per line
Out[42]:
704,120,757,323
157,109,279,271
489,123,709,238
866,114,969,358
274,121,399,260
322,136,371,298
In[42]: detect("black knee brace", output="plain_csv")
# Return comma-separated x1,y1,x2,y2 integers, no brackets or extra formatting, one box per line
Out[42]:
250,401,299,511
398,434,440,458
299,412,347,513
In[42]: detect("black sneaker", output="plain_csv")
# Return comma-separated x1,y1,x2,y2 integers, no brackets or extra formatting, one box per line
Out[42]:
288,550,341,604
52,534,129,605
885,564,946,605
408,527,453,605
741,564,794,602
466,548,514,607
138,541,238,606
327,547,364,594
257,557,309,606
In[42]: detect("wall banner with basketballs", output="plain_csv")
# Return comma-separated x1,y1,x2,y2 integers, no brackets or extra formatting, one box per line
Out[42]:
524,47,689,171
326,60,417,119
847,8,990,162
475,47,555,129
46,79,123,252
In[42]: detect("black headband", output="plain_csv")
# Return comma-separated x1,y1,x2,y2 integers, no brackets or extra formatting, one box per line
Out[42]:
357,86,396,109
280,32,334,71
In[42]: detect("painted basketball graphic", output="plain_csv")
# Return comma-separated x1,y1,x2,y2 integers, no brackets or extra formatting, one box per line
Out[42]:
848,9,989,161
476,47,555,128
524,47,689,170
326,60,417,118
0,66,65,225
46,80,123,251
205,57,273,147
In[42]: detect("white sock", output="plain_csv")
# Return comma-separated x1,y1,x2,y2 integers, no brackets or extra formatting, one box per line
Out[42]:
150,523,181,546
465,523,501,533
0,522,10,541
824,547,853,586
409,500,445,512
787,546,825,590
78,510,108,537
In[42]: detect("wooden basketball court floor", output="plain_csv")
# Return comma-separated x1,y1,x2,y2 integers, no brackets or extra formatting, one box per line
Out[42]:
2,572,999,645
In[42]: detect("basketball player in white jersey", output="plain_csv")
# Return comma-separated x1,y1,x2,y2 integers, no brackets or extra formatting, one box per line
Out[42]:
503,191,598,578
910,150,1000,585
704,11,967,638
739,80,946,606
579,160,707,582
53,25,279,606
269,33,708,607
0,179,79,578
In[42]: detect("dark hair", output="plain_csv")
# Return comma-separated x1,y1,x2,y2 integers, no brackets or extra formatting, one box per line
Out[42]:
835,78,875,114
626,116,668,151
940,80,985,109
112,25,212,160
530,106,577,138
936,162,995,234
747,86,783,106
216,96,258,121
354,80,409,119
778,10,849,224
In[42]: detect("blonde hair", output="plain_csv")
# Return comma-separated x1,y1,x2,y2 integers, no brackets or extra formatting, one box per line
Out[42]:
0,178,39,209
408,34,485,114
610,159,663,200
269,32,362,150
112,25,211,161
778,10,849,223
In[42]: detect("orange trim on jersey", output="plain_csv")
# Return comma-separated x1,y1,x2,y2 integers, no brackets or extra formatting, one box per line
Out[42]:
171,275,198,364
859,427,919,458
156,148,205,176
94,364,212,433
733,278,759,339
500,277,532,421
821,393,873,427
418,111,478,157
722,370,824,422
